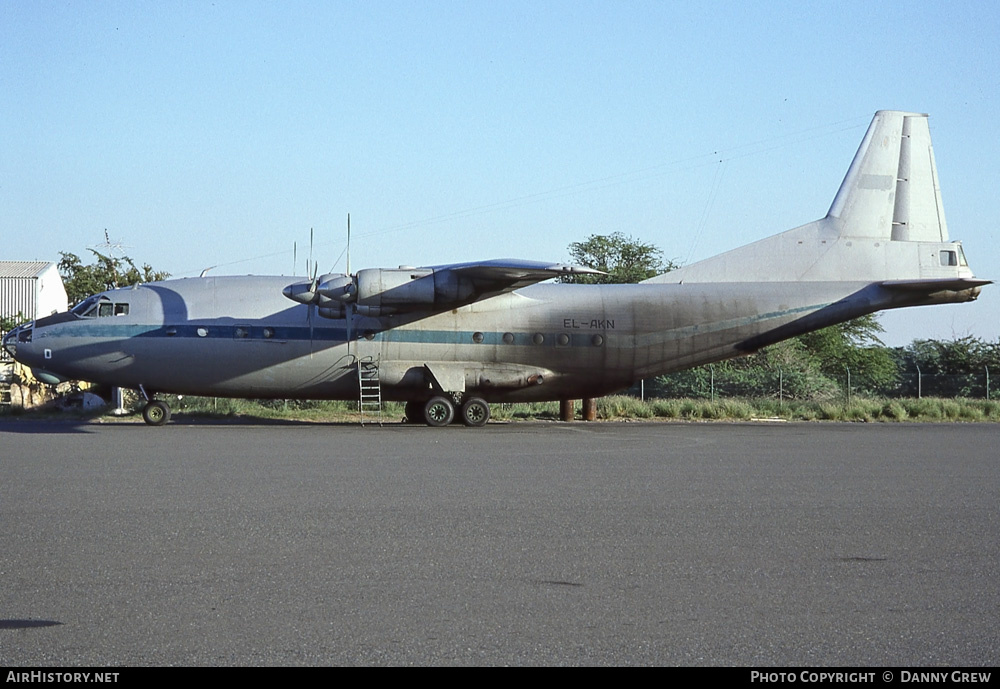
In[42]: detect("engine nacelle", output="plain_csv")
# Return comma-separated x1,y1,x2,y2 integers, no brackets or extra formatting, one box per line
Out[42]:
285,267,482,317
318,304,346,319
317,274,355,302
355,268,477,314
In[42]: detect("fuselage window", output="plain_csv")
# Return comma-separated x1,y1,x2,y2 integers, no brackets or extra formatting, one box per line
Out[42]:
940,250,958,267
114,303,129,316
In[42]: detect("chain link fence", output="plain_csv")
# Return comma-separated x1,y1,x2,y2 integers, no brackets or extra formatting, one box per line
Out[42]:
631,366,993,400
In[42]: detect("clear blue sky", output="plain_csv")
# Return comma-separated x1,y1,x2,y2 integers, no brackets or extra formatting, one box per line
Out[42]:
2,0,997,346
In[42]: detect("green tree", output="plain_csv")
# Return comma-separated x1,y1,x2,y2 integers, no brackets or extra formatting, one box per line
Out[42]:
650,337,841,400
1,312,25,333
560,232,677,284
893,335,1000,397
652,316,898,400
797,315,898,394
58,251,170,306
901,335,1000,374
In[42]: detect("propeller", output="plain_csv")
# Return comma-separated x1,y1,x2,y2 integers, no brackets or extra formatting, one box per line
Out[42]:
281,219,361,363
282,272,355,306
284,231,321,304
307,228,317,351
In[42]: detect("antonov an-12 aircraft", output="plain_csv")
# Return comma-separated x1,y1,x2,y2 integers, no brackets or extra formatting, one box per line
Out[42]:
3,111,989,426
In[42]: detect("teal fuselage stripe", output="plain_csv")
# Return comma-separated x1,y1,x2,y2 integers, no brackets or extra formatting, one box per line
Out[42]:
43,301,831,347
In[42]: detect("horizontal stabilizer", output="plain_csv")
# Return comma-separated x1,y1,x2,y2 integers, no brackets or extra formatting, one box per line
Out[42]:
880,277,992,293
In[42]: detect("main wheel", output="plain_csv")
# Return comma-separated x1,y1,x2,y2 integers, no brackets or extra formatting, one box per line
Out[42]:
142,400,171,426
460,398,490,427
423,396,455,427
404,400,424,424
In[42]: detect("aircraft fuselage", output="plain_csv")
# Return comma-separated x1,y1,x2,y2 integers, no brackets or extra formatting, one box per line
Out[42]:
2,111,988,426
5,273,980,404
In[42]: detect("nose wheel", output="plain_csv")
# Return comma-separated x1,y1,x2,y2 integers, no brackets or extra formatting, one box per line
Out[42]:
141,400,171,426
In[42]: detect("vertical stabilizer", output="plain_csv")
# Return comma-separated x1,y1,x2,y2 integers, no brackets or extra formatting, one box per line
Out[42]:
643,110,978,286
828,111,948,242
891,115,949,241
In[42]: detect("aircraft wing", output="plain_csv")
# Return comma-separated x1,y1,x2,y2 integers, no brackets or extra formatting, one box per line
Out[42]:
425,258,604,293
400,258,605,311
286,258,604,317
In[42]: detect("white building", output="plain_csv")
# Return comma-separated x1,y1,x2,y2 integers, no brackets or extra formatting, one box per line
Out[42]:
1,261,69,364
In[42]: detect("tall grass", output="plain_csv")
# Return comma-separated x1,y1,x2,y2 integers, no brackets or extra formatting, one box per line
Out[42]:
5,392,1000,423
588,395,1000,422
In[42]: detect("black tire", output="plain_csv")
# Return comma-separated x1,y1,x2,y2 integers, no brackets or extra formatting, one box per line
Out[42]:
460,398,490,427
142,400,171,426
423,396,455,427
404,400,424,424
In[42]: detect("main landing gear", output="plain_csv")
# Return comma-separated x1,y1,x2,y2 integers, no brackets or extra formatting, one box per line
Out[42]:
460,397,490,427
405,396,491,428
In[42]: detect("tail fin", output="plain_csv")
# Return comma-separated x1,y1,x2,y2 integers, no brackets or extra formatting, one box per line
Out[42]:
645,110,979,285
828,110,948,242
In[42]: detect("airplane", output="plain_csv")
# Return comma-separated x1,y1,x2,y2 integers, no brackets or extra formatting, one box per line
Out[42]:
2,111,989,427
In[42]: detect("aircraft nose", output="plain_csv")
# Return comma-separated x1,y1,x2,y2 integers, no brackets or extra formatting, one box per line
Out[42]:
2,325,22,360
2,322,34,362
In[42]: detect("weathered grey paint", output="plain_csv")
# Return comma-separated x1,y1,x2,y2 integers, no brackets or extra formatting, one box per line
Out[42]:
3,112,988,409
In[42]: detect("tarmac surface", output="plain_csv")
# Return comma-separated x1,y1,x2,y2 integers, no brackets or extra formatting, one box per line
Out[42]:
1,418,998,666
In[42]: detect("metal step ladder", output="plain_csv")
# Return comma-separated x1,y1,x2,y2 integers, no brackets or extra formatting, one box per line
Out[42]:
358,356,382,426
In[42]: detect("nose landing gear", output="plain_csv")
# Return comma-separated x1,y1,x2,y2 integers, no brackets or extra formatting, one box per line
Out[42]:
138,385,171,426
141,399,171,426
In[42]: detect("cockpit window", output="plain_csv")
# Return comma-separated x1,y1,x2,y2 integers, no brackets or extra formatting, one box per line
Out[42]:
72,296,129,318
71,296,101,317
